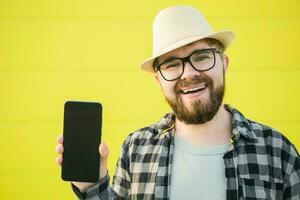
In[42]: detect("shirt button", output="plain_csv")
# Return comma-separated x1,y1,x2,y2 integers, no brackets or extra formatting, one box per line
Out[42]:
226,159,233,167
163,147,168,153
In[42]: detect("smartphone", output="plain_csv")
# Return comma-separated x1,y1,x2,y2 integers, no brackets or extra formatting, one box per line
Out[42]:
62,101,102,182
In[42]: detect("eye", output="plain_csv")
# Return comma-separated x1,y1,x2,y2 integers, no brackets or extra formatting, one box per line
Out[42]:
193,55,209,62
192,51,212,62
166,63,180,68
161,60,181,70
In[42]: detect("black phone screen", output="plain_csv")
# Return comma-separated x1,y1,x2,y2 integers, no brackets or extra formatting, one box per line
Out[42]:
62,101,102,182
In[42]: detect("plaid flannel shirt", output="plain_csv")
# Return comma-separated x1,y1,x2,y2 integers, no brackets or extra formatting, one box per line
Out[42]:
73,104,300,200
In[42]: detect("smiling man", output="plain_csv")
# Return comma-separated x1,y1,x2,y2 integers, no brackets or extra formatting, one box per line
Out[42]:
56,5,300,200
154,40,227,125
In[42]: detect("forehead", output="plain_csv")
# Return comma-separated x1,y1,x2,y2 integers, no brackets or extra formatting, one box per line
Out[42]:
159,40,211,61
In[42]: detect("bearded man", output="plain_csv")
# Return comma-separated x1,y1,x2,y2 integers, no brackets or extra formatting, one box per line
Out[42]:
56,5,300,200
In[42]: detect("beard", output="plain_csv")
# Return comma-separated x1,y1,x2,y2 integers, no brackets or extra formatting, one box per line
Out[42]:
165,73,225,124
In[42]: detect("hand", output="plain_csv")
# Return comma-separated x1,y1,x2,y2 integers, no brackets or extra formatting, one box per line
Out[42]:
55,134,109,191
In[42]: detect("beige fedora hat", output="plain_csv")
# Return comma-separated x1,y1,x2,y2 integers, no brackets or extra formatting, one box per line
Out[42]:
140,5,235,73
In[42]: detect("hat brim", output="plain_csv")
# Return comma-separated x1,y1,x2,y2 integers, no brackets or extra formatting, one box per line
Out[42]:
140,30,235,73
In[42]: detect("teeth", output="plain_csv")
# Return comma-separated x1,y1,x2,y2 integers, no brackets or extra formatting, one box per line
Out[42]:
183,85,206,94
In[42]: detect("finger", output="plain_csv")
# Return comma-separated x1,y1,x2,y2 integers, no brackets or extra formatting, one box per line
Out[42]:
57,134,63,144
99,142,109,160
56,156,63,166
99,142,109,179
56,144,64,154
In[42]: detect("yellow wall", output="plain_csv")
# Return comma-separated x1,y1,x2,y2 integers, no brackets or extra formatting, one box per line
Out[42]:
0,0,299,199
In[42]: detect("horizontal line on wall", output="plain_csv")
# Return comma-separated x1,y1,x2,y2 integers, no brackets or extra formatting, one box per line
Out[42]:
0,15,299,21
0,67,299,72
229,68,300,72
0,118,299,124
0,118,148,123
0,67,139,72
0,169,57,175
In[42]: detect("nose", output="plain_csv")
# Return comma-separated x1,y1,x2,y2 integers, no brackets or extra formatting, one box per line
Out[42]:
180,61,199,79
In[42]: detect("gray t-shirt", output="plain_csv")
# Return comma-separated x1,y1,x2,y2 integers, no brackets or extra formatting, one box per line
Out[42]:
170,135,229,200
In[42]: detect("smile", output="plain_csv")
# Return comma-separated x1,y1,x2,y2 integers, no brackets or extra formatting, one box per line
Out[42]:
181,84,207,94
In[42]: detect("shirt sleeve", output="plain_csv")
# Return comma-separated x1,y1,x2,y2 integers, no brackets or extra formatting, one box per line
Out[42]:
71,173,112,200
110,135,132,199
71,135,133,200
283,145,300,200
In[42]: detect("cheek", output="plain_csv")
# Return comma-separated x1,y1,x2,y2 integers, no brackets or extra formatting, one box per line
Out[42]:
206,66,224,87
210,73,222,86
158,79,176,98
162,83,174,95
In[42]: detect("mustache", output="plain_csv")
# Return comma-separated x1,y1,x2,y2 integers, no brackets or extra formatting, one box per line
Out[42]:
174,75,213,94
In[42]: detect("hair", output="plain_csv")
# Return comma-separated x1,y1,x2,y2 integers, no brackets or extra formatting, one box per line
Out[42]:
152,38,225,71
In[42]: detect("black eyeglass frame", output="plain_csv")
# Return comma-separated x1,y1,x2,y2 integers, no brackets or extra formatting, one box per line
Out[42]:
154,48,222,81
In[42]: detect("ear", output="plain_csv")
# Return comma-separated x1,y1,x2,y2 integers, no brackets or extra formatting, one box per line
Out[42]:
222,54,229,72
155,73,159,83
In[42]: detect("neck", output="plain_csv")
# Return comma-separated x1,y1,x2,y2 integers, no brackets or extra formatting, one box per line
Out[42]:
174,104,232,146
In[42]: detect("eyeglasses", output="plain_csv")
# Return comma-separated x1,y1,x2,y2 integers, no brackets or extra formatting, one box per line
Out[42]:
155,48,221,81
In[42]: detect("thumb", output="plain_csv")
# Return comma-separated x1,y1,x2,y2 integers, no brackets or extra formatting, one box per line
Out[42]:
99,142,109,161
99,142,109,179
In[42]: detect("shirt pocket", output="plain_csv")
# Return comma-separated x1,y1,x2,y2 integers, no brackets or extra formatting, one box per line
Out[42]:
239,178,283,200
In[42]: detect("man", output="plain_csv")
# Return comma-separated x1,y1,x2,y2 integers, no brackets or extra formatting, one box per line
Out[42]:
56,5,300,200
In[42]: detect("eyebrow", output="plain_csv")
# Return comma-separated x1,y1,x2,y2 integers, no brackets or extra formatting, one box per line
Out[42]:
160,56,177,64
160,48,212,64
